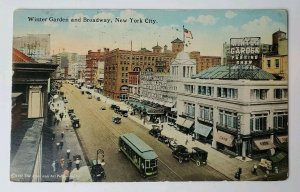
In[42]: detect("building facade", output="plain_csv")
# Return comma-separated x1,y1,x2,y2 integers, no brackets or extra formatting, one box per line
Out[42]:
13,34,51,63
176,65,288,158
85,49,106,85
128,71,140,100
262,30,288,80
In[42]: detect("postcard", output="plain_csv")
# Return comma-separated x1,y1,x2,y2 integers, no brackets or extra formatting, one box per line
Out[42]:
11,9,288,182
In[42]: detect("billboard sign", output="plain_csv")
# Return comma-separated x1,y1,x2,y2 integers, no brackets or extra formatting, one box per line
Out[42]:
229,37,261,65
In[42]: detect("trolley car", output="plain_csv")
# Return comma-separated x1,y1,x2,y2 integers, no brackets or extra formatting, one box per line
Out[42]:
119,133,158,177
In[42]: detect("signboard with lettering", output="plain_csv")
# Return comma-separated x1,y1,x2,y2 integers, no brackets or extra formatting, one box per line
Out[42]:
229,37,261,67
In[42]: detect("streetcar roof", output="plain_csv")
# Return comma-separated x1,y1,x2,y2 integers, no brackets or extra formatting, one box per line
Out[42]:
120,133,158,159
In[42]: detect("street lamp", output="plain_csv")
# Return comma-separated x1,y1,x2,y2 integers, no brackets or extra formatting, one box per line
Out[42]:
97,149,105,166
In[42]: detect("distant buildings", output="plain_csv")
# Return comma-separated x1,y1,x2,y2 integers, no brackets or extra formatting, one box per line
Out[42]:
85,49,106,85
105,38,221,101
262,30,288,80
13,34,51,63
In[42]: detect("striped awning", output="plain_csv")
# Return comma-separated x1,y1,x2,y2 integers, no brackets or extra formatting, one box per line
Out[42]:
194,123,212,137
176,116,186,126
182,119,194,129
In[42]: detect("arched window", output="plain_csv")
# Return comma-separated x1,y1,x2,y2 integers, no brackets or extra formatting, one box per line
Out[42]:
145,67,153,72
133,67,141,72
120,85,128,91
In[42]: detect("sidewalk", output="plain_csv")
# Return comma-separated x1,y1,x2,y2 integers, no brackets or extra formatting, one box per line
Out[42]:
92,90,287,181
42,96,92,182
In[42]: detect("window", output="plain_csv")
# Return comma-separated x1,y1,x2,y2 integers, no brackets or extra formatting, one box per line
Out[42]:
251,89,268,100
250,113,268,132
199,106,213,122
217,87,238,99
184,102,195,118
274,89,288,99
183,66,186,77
184,84,194,94
198,86,214,96
275,59,279,68
219,110,237,129
273,112,288,129
267,60,271,68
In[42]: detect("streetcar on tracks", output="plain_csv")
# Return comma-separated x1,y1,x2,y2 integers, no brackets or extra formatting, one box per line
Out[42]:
119,133,158,177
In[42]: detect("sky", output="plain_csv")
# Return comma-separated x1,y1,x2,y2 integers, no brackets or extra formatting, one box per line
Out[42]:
14,9,287,56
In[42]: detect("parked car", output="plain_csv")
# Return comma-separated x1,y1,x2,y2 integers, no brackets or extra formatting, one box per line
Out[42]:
149,128,162,138
189,147,208,166
112,116,121,124
157,135,169,144
90,160,106,182
69,113,76,120
71,117,80,128
168,138,179,151
172,145,190,163
68,108,74,115
110,104,117,110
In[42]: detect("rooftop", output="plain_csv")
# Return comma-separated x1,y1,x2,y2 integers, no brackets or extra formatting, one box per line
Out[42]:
192,64,276,80
171,38,184,44
12,48,37,64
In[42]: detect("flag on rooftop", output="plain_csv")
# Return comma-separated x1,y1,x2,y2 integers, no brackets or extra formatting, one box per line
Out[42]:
183,26,193,39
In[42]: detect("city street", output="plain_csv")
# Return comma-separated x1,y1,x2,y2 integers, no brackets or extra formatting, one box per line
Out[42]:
61,83,229,181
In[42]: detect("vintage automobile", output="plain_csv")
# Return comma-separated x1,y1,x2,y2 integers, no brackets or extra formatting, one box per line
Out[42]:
68,108,74,115
110,104,117,110
71,117,80,128
168,138,179,151
189,147,208,166
148,128,162,138
157,135,169,144
119,109,128,117
172,145,190,163
90,160,106,182
69,113,77,120
112,116,121,124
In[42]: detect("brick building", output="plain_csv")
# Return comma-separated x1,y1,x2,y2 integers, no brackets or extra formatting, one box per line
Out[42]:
85,49,106,85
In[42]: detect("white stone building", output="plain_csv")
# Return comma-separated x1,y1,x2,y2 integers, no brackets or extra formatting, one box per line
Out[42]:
176,64,288,158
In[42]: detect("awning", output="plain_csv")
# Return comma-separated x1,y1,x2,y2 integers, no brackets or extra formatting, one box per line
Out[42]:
215,131,235,147
194,123,212,137
165,102,175,108
269,152,287,163
254,138,276,150
176,117,186,126
182,119,194,129
277,135,288,143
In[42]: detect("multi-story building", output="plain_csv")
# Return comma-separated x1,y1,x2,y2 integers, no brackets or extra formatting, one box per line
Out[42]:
176,64,288,158
262,30,288,80
13,34,51,63
128,71,140,100
85,49,106,85
104,38,221,101
103,43,175,101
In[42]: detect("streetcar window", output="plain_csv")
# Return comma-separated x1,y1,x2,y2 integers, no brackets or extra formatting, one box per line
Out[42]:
150,159,157,167
145,160,150,168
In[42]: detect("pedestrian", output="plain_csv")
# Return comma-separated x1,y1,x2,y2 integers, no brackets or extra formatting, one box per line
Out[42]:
185,138,188,145
67,159,72,170
60,140,64,149
51,132,55,141
61,131,64,138
56,142,60,150
52,160,56,173
161,124,164,129
66,149,71,159
75,158,80,170
252,164,258,175
59,113,63,121
60,158,65,169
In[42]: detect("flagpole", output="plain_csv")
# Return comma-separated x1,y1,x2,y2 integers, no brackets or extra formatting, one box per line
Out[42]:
183,25,185,43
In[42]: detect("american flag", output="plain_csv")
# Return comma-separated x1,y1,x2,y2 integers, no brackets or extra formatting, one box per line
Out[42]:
183,27,193,39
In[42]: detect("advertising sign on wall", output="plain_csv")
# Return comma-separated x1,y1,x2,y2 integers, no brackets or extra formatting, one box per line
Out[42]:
229,37,261,66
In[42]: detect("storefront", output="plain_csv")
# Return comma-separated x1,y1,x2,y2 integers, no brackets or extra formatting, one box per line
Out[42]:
194,122,213,143
215,130,236,155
